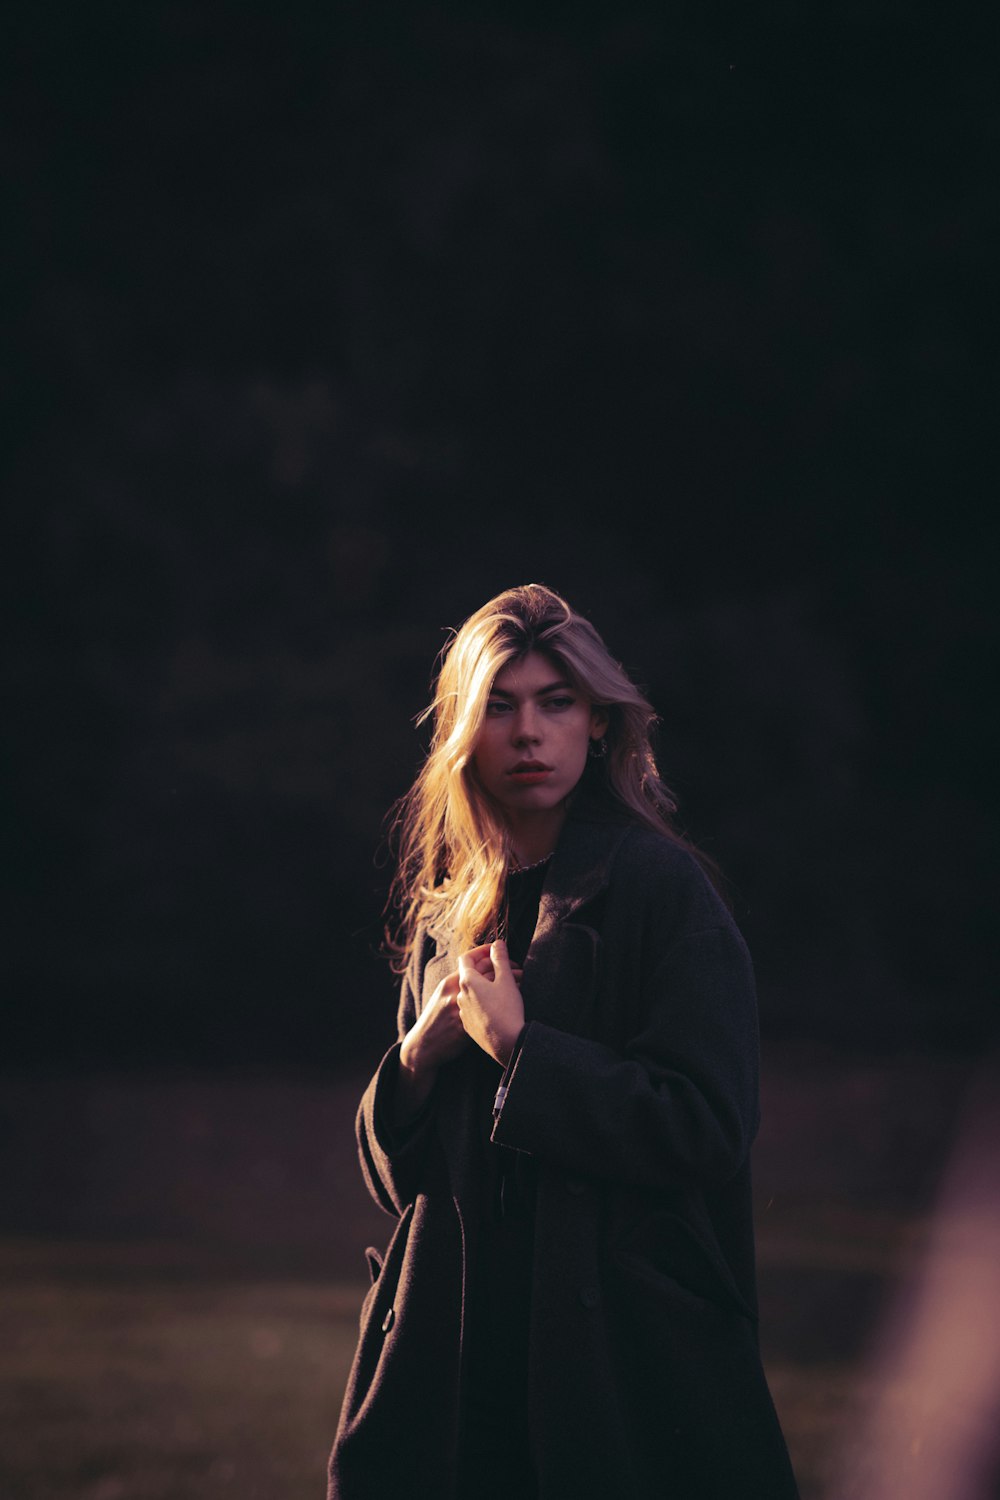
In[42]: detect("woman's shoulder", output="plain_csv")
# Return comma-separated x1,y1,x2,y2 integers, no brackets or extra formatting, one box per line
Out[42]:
611,818,680,857
613,820,706,880
610,820,734,932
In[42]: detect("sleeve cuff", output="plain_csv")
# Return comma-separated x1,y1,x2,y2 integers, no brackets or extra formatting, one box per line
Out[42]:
373,1043,436,1153
491,1022,531,1125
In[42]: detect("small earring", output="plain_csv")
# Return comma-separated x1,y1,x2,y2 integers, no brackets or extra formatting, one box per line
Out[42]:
587,736,608,761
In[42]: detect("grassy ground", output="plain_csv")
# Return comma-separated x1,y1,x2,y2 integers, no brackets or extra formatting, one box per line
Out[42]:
0,1241,357,1500
1,1054,970,1497
0,1202,925,1500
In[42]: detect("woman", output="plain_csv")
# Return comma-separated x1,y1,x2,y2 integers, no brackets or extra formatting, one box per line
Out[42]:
327,584,799,1500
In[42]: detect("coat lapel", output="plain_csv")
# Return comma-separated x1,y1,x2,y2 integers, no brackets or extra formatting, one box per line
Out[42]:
431,806,633,1203
519,809,631,1036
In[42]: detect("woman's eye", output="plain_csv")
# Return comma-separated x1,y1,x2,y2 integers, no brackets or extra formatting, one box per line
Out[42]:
486,700,511,715
545,696,575,710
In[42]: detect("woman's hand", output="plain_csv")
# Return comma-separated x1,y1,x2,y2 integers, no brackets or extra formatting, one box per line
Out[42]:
393,971,471,1129
456,939,526,1067
400,971,470,1077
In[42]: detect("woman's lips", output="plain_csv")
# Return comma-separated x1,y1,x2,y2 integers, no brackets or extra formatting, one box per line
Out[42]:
507,768,553,785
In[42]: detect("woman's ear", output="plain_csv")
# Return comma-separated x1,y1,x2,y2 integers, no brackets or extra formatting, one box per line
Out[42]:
590,708,609,740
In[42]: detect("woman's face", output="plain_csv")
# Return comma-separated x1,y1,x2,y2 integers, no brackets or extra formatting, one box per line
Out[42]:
471,651,607,825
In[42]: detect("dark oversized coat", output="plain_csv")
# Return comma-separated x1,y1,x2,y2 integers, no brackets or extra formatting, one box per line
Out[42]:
328,804,799,1499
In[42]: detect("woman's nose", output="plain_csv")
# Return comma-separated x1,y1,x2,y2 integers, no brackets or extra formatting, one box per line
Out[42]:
511,709,541,744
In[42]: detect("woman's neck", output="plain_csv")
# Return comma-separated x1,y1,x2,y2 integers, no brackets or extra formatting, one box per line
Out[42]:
508,807,566,868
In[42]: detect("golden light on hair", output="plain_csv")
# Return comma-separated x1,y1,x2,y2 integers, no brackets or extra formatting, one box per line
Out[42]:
385,584,701,971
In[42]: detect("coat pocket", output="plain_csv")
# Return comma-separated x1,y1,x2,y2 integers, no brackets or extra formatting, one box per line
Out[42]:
611,1208,755,1323
607,1244,800,1499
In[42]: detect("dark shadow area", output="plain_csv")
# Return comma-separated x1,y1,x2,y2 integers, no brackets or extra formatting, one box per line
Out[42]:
3,4,994,1068
1,6,993,1497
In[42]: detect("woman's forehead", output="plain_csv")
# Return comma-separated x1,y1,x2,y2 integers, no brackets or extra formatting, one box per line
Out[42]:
491,650,569,695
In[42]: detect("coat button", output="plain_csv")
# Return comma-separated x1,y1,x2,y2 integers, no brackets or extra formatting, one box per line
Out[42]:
381,1306,395,1333
566,1178,585,1195
579,1286,599,1309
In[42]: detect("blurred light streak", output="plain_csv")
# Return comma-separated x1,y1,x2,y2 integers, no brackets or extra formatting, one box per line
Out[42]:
830,1055,1000,1499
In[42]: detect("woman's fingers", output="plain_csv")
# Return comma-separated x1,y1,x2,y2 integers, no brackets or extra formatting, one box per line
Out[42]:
461,943,524,979
479,963,524,984
454,941,527,1066
456,950,477,987
489,938,511,978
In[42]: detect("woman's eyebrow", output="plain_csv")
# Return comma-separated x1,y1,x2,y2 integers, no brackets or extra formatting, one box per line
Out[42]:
489,679,574,700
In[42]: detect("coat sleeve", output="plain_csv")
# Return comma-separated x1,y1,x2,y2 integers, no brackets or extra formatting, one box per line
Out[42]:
489,866,761,1192
355,938,439,1218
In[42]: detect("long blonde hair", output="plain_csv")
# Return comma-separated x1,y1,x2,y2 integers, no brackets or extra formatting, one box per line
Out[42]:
387,583,710,970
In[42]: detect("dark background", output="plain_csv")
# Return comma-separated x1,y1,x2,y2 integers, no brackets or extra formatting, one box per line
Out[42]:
4,3,994,1069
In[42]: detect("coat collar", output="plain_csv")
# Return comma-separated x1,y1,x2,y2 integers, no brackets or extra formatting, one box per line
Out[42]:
532,795,634,932
515,799,633,1042
426,795,634,977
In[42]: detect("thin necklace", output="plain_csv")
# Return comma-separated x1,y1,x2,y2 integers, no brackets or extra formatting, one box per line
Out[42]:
508,851,553,874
